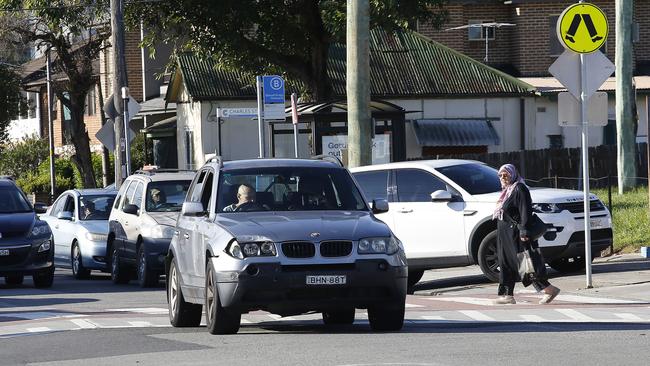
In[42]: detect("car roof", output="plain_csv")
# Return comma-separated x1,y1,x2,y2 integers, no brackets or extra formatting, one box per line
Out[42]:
73,188,118,196
348,159,486,172
216,158,344,172
0,178,17,188
128,171,196,182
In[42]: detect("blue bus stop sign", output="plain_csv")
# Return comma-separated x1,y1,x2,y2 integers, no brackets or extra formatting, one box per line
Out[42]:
263,75,285,104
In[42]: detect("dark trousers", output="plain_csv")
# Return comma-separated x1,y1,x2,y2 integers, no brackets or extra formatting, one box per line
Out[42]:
497,238,551,296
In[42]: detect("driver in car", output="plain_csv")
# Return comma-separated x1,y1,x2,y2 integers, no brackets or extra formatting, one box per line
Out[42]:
223,184,263,212
150,188,166,209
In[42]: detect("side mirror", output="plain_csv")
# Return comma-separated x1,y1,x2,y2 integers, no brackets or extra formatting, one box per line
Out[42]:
182,202,206,216
371,199,389,214
57,211,74,221
123,204,139,215
34,202,48,214
430,190,453,202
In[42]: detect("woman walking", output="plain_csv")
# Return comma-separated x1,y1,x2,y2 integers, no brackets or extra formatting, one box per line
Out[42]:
492,164,560,305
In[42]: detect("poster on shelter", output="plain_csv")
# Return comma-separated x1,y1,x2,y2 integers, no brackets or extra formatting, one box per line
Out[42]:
321,134,390,164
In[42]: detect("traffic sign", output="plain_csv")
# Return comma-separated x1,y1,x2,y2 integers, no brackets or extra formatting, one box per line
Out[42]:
549,50,614,101
557,2,608,54
558,91,608,127
217,108,258,118
262,75,286,120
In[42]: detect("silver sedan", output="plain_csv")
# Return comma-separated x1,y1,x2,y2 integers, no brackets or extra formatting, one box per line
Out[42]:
41,189,117,279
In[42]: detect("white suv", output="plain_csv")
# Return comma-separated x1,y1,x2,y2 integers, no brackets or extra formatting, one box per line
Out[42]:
350,160,613,285
108,170,195,287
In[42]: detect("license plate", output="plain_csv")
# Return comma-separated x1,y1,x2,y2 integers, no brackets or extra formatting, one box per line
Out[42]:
306,275,346,285
590,218,604,229
0,249,9,256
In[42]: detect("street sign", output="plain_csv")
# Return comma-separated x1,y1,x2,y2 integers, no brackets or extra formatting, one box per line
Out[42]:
549,50,614,101
217,108,258,118
557,2,608,54
558,91,608,127
126,96,140,121
262,75,286,120
103,94,118,121
95,120,116,151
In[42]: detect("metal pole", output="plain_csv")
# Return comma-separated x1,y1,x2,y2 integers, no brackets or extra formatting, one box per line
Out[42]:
346,0,372,168
46,49,56,202
256,76,264,158
291,93,299,158
111,0,128,188
484,27,489,62
122,87,131,175
647,95,650,214
580,52,593,288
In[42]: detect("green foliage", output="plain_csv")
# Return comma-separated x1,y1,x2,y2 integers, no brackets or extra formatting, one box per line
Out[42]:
0,64,24,142
593,187,650,253
16,157,77,195
0,135,48,178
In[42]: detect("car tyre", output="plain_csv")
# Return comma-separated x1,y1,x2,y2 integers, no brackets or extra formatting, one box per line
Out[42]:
33,267,54,288
71,243,91,280
111,247,131,284
478,231,500,283
137,245,158,288
549,256,590,273
368,301,405,332
322,307,355,325
407,270,424,288
205,261,241,334
168,258,202,327
5,275,24,286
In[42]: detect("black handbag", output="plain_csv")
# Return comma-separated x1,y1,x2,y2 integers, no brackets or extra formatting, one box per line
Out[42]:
526,213,548,241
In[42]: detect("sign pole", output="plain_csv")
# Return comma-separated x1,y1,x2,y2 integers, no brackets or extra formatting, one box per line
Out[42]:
580,52,593,288
291,93,299,158
121,87,131,175
256,76,264,158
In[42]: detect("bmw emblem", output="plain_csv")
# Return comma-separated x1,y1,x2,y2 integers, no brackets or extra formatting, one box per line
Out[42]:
310,232,320,238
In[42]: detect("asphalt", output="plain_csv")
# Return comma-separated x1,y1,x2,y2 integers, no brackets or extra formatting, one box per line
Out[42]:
413,252,650,302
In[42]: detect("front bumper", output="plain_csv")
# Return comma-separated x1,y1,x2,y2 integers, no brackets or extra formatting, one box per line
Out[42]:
0,237,54,276
540,228,613,260
214,259,408,316
79,239,109,270
143,237,172,272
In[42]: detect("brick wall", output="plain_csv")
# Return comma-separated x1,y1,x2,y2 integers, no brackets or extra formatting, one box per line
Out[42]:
100,29,145,102
420,1,649,77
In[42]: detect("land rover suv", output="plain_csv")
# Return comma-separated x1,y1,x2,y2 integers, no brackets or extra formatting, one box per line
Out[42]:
350,160,613,285
0,177,54,287
166,157,407,334
108,170,194,287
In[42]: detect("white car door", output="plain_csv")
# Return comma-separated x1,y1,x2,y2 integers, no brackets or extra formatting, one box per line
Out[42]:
390,168,466,259
47,195,68,263
55,195,77,263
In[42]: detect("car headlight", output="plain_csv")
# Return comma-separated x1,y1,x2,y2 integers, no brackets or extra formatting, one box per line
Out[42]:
148,225,176,239
226,240,276,259
532,203,561,213
85,232,108,242
30,223,51,238
358,236,400,255
37,240,52,253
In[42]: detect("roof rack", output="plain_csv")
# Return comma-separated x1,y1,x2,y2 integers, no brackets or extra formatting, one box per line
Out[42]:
311,154,344,167
134,168,196,175
205,154,223,168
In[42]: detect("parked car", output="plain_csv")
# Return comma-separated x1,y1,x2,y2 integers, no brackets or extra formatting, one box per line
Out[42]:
40,189,117,279
166,157,408,334
108,170,194,287
350,160,613,284
0,177,54,287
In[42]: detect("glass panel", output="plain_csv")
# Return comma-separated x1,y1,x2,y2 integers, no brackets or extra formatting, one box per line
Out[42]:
145,180,192,212
353,170,389,201
396,169,447,202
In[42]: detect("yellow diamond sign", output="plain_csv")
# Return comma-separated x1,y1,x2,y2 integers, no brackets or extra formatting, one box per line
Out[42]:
557,2,608,54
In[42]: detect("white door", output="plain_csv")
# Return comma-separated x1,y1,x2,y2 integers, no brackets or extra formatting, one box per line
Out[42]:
391,169,466,259
47,195,69,263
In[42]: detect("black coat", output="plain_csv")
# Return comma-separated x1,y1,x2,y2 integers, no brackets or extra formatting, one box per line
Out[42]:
496,184,547,284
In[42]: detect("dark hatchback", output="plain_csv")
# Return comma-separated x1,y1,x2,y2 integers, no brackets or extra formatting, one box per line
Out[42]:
0,178,54,287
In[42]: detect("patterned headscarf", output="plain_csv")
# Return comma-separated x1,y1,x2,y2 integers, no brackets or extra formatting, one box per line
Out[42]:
493,164,526,220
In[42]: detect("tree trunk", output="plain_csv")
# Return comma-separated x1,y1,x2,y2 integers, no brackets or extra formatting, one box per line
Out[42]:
68,92,97,188
310,40,333,101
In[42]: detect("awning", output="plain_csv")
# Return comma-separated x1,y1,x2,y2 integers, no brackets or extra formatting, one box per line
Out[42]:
142,116,176,138
412,119,500,147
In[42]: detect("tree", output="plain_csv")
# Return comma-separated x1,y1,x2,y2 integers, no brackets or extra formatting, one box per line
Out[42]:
128,0,447,101
0,0,111,188
0,64,23,144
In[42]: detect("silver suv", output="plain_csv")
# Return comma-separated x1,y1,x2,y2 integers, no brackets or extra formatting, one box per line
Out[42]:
108,170,194,287
166,157,407,334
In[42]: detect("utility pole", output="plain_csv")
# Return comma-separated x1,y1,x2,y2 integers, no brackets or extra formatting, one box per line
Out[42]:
111,0,128,189
346,0,372,168
46,49,56,202
616,0,636,193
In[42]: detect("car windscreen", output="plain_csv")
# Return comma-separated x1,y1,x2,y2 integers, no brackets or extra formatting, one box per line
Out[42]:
145,180,192,212
436,163,502,195
79,194,116,221
216,167,368,212
0,186,33,213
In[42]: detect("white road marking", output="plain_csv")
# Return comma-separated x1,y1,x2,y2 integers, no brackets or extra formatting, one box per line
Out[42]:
26,327,51,333
458,310,494,321
69,319,97,329
555,308,593,321
267,314,296,321
419,315,445,321
405,303,424,308
105,307,169,315
613,313,644,321
520,314,546,322
425,297,496,306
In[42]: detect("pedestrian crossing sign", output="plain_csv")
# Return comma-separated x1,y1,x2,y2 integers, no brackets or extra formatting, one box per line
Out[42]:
557,2,608,54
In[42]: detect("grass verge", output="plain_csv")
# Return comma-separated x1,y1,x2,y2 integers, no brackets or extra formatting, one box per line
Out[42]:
593,186,650,253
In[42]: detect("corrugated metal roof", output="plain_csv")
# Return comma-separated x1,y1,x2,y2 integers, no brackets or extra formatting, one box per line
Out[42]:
413,119,500,146
169,29,534,102
519,76,650,95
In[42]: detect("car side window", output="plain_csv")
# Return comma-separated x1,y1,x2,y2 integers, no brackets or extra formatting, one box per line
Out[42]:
121,181,137,209
50,195,68,216
188,171,207,203
353,170,388,201
132,182,144,211
199,172,214,211
395,169,447,203
63,195,76,216
114,180,131,209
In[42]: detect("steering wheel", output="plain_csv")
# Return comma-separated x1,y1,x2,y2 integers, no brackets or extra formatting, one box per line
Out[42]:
234,201,258,212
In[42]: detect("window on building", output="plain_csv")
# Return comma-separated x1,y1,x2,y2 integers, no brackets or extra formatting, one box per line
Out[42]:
62,93,73,145
85,87,96,116
185,130,195,170
548,134,564,149
468,20,495,41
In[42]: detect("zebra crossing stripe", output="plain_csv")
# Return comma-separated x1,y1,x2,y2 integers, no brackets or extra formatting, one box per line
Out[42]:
70,319,97,329
555,308,593,321
613,313,644,321
26,327,51,333
458,310,495,321
520,314,546,322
